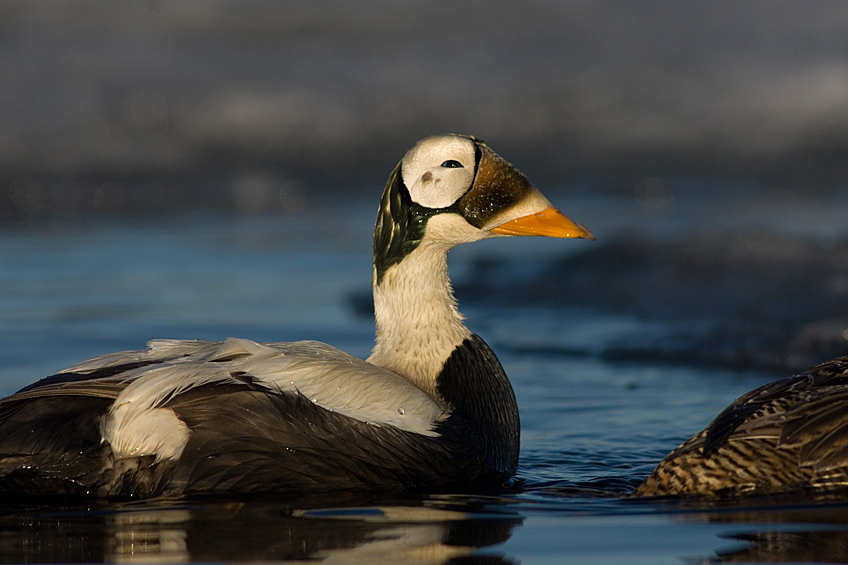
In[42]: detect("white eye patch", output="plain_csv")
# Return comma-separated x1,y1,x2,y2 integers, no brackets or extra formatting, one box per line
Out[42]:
401,135,476,209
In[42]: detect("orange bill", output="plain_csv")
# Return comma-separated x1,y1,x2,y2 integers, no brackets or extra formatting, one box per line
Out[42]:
491,208,595,240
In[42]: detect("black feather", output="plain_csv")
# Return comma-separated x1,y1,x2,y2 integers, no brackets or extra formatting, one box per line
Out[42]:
15,361,160,393
163,383,491,495
0,395,114,494
436,334,520,475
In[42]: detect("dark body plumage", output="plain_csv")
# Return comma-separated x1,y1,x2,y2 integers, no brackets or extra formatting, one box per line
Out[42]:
636,356,848,496
0,336,515,498
171,334,519,495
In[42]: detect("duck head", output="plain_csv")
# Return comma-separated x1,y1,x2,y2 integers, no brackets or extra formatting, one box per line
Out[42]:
374,134,594,283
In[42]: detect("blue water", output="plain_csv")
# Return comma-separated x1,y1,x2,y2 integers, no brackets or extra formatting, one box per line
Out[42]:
2,188,848,563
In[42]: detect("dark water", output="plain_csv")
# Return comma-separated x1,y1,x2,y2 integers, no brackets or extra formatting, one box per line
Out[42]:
2,186,848,563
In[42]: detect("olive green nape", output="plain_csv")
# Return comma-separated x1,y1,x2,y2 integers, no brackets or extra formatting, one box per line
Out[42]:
372,163,430,285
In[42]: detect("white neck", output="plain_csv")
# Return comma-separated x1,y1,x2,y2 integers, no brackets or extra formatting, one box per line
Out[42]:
367,241,472,400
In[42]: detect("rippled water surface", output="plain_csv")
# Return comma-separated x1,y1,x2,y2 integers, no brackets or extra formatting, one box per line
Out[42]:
2,187,848,563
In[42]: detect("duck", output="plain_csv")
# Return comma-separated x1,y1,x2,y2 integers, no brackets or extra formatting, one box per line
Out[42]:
0,134,594,498
636,355,848,497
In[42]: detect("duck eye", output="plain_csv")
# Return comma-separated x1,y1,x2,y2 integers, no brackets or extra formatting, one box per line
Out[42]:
440,160,464,168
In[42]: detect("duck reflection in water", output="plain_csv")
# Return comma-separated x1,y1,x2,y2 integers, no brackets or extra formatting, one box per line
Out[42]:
0,495,523,564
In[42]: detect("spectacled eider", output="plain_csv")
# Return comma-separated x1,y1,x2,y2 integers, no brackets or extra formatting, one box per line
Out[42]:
0,134,594,498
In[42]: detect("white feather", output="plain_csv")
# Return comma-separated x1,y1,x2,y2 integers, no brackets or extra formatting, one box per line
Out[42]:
369,218,475,398
401,135,476,209
98,337,449,462
102,404,190,462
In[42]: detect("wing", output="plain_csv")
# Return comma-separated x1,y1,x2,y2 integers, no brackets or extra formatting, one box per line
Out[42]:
668,356,848,470
635,356,848,496
6,338,447,435
0,338,452,496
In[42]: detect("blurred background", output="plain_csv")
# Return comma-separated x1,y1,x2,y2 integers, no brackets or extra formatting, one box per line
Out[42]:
3,5,848,559
3,0,848,218
2,0,848,381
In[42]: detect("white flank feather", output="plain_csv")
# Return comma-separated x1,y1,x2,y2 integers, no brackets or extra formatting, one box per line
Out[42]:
99,337,449,462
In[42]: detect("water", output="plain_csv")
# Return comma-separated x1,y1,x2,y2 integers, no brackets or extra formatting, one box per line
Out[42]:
2,188,848,563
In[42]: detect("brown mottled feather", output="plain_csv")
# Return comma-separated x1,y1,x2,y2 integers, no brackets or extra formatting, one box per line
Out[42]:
635,356,848,496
